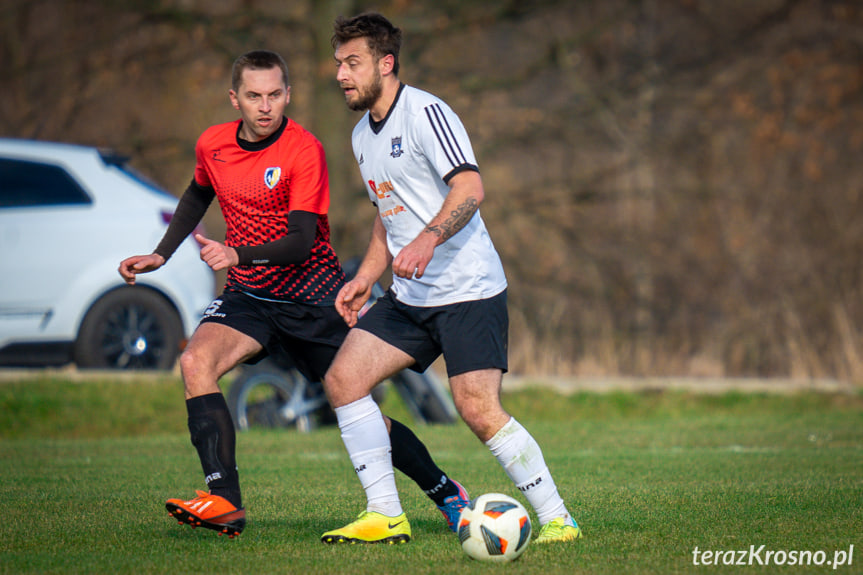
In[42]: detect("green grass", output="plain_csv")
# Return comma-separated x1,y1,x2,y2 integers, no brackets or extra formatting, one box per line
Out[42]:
1,376,861,574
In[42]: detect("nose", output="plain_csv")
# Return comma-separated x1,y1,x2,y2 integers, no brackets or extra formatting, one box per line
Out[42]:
336,63,348,83
260,96,272,112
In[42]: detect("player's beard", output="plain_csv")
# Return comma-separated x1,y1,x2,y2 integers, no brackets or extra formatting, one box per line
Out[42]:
347,69,383,112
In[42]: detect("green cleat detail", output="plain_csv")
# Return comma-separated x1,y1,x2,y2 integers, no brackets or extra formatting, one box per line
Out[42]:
535,517,582,544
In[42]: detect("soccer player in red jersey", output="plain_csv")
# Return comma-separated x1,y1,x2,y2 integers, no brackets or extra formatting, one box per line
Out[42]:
119,50,468,539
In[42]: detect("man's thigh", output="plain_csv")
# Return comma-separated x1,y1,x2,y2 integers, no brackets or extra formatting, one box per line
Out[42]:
324,328,415,407
353,289,441,373
185,322,263,377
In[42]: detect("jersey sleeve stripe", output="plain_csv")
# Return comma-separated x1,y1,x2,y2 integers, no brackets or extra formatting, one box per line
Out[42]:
424,103,467,168
434,105,469,163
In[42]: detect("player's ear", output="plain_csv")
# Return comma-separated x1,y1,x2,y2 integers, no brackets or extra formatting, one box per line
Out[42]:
284,85,291,105
380,54,395,76
229,89,240,111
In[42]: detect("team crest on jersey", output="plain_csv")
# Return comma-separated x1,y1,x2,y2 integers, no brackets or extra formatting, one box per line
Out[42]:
390,136,404,158
264,167,282,189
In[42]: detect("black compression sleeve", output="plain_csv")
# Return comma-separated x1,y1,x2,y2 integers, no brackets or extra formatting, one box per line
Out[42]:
154,179,215,261
234,210,318,266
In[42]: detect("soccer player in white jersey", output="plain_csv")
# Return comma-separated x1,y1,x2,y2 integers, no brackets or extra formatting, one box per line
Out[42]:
320,12,582,545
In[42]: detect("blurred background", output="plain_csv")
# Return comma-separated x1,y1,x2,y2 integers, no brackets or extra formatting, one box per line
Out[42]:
2,0,862,381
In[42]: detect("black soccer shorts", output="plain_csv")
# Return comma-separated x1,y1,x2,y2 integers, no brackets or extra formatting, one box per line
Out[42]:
199,290,349,382
356,288,509,377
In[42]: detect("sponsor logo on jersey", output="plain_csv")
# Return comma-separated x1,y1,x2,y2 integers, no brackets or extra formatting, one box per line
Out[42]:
264,167,282,189
382,205,406,217
390,136,404,158
368,179,406,217
368,178,393,199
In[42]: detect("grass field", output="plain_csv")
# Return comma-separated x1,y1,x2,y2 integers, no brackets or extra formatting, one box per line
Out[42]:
1,374,861,574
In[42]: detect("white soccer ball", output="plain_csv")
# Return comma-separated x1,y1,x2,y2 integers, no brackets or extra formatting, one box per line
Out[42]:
457,493,532,562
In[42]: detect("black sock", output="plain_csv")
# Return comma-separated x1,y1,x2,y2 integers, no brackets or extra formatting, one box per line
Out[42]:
186,393,242,508
389,418,459,506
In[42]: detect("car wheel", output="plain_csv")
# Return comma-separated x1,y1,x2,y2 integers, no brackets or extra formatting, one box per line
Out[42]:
74,286,183,370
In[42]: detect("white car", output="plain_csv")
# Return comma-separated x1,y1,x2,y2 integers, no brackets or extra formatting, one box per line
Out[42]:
0,138,215,370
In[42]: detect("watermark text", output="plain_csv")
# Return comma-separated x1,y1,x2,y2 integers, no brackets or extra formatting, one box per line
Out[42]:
692,545,854,569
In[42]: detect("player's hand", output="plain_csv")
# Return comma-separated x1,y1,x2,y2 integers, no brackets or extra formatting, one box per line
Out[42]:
392,232,436,279
118,253,165,285
195,234,239,271
336,277,373,327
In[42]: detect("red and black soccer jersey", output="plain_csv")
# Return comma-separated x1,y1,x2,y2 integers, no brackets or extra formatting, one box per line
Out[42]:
194,117,344,304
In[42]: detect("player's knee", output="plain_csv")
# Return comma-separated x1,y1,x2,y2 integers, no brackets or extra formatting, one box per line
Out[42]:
457,399,487,429
178,346,200,377
178,345,216,382
323,363,372,408
457,398,508,441
322,366,345,398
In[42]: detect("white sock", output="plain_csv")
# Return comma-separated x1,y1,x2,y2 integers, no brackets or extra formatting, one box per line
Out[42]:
334,396,402,517
485,417,573,526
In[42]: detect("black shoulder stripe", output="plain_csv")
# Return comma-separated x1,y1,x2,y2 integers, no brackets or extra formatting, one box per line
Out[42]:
434,105,469,163
424,103,467,168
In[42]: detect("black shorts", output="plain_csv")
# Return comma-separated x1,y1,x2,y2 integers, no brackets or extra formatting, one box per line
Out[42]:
199,290,349,382
356,289,508,378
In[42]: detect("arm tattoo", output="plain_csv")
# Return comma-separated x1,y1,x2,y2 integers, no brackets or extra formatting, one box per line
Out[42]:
425,198,478,242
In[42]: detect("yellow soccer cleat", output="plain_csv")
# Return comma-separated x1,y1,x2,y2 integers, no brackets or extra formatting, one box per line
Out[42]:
534,516,582,544
321,511,411,544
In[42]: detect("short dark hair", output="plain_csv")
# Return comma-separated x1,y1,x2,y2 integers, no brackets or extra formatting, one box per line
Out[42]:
332,12,402,76
231,50,290,92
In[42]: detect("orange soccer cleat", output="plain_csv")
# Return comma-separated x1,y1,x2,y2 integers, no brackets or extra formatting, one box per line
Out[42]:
165,490,246,538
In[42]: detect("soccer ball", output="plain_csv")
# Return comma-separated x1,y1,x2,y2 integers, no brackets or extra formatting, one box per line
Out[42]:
457,493,532,562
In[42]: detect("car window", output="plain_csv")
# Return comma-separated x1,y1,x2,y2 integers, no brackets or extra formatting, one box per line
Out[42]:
103,155,176,200
0,158,92,208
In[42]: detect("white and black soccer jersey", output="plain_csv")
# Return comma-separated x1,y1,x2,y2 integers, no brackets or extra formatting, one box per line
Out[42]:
351,84,507,306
